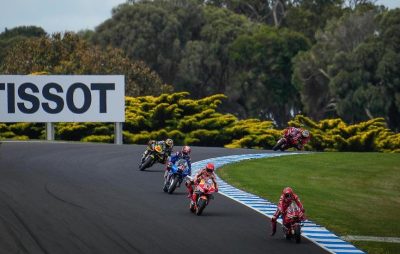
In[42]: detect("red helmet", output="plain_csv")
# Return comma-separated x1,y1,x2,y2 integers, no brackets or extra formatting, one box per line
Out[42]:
205,163,215,172
283,187,293,199
182,146,191,155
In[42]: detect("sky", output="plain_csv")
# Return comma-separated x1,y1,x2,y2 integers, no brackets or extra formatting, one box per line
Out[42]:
1,0,399,34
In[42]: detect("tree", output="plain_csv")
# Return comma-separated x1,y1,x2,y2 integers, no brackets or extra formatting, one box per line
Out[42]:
0,26,46,65
206,0,277,24
93,1,200,84
0,32,171,96
229,25,310,126
175,6,251,98
205,0,345,41
293,7,400,130
283,0,344,42
375,9,400,130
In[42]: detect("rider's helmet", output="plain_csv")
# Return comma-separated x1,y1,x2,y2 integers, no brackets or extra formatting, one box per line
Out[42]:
182,145,191,155
301,130,310,138
205,163,215,173
283,187,294,200
165,138,174,148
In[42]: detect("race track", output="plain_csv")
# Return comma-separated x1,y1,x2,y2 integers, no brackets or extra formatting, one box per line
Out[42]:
0,142,327,254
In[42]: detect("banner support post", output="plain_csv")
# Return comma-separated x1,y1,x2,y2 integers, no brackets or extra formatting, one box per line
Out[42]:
114,122,123,145
46,122,55,141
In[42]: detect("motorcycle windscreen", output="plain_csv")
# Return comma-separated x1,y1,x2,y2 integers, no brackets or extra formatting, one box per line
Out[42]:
287,201,302,219
197,178,216,193
176,159,188,172
154,145,163,153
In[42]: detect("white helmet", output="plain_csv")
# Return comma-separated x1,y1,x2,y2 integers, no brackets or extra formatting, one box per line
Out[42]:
302,130,310,138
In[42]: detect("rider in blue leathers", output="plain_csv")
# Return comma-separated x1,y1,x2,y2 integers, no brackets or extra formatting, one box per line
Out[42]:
164,146,192,180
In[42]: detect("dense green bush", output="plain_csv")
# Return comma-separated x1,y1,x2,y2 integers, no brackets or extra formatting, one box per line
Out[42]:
1,93,399,152
81,135,113,143
288,115,400,152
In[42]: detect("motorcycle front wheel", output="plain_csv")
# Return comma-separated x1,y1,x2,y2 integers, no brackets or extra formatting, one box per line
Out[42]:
168,175,179,194
294,224,301,243
139,156,153,171
196,198,207,216
273,139,286,151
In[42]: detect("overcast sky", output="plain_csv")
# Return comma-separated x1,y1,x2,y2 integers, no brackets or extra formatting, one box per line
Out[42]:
1,0,399,34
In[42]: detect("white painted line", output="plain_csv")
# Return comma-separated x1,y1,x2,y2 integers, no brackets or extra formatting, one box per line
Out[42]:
341,235,400,243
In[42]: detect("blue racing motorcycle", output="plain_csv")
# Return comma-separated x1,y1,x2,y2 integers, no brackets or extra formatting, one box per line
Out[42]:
163,159,190,194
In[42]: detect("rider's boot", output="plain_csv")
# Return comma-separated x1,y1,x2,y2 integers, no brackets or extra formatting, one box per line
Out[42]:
191,193,197,204
186,184,193,198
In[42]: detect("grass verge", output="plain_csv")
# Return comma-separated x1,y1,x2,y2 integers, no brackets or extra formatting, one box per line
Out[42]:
217,152,400,254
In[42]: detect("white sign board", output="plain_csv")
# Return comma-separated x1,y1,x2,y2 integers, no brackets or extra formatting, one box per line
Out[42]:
0,75,125,122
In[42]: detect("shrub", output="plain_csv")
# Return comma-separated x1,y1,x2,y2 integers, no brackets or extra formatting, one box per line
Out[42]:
81,135,113,143
1,93,399,152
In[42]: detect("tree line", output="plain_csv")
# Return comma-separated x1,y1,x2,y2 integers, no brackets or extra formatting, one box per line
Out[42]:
0,0,399,130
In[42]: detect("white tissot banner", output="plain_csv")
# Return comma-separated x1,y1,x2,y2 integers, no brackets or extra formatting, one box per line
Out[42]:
0,75,125,122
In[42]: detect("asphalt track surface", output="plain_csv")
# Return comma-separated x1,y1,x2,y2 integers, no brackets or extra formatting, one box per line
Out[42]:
0,142,327,254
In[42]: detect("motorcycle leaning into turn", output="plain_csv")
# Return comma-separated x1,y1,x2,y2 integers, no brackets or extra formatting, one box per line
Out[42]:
189,177,217,216
163,159,190,194
139,144,168,171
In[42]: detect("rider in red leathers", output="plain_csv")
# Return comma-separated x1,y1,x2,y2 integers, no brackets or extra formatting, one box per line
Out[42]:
271,187,305,236
283,127,311,150
186,163,218,203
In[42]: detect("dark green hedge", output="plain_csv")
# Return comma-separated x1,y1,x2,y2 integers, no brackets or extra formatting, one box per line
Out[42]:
1,93,399,152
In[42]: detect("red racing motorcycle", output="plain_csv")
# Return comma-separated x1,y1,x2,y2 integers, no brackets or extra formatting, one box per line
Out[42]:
273,130,306,151
282,201,305,243
189,177,217,216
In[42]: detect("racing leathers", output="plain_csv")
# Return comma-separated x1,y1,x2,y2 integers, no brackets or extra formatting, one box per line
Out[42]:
164,151,192,180
271,187,305,236
186,165,218,202
141,140,173,164
283,127,311,150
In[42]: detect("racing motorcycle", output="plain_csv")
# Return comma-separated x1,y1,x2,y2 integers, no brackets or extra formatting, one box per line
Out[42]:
189,177,217,216
273,133,301,151
138,144,167,171
163,159,190,194
282,201,305,243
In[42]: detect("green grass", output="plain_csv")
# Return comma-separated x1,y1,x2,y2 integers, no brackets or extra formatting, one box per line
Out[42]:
353,241,400,254
217,152,400,254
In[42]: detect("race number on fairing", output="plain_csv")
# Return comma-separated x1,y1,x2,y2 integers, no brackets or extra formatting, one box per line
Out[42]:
0,75,125,122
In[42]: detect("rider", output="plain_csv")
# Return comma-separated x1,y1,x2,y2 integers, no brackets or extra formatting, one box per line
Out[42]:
271,187,305,236
283,127,311,150
186,162,218,202
164,145,192,180
141,138,174,164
